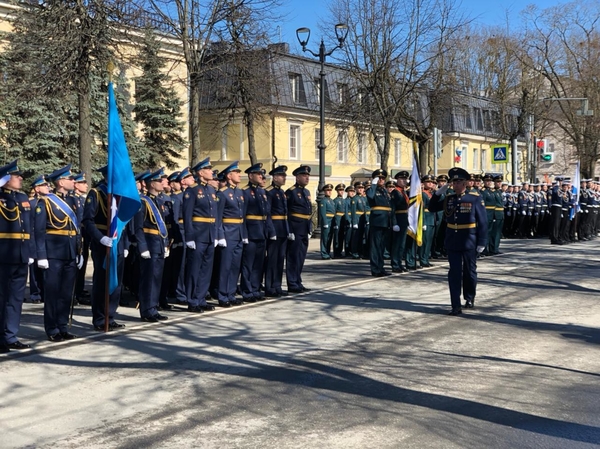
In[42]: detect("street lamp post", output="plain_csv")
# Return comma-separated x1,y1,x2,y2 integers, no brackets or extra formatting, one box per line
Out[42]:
296,24,349,203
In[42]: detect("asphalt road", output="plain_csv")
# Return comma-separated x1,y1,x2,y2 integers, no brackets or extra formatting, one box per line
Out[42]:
1,238,599,448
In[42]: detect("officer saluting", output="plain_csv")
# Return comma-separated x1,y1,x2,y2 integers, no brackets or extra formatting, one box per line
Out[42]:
429,168,487,315
35,164,83,341
0,160,34,351
366,169,392,277
286,165,313,293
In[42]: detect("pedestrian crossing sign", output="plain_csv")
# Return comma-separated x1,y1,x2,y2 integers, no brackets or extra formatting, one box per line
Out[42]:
491,145,509,164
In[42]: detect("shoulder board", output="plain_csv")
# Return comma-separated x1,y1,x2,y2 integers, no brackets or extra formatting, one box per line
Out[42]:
470,192,480,196
242,185,250,190
219,186,228,192
265,185,274,191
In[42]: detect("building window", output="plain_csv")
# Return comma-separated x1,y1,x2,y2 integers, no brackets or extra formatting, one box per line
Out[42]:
337,130,348,162
474,108,484,130
289,124,300,159
289,73,302,103
481,149,487,171
483,110,493,132
357,133,366,164
221,125,228,160
314,128,320,160
394,138,401,166
473,148,479,171
464,105,472,128
337,83,349,104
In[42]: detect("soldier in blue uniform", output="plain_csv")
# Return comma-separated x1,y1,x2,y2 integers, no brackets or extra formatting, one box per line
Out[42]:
72,172,91,305
28,175,49,304
286,165,313,293
366,169,392,277
35,164,83,341
0,160,34,351
134,168,170,322
332,183,346,258
240,163,271,302
164,170,187,304
82,166,129,331
318,183,336,259
182,158,220,312
264,165,289,298
429,167,488,315
390,171,409,272
216,161,247,306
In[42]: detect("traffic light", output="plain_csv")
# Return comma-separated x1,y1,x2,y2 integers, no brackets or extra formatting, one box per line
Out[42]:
541,153,554,163
536,138,548,153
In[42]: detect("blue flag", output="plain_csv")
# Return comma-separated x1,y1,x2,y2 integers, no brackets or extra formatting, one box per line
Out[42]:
106,82,141,293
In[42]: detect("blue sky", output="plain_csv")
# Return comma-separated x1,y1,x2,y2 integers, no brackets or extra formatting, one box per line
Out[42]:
276,0,568,52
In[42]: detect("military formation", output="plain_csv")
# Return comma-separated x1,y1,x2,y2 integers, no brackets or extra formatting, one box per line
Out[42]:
1,156,595,352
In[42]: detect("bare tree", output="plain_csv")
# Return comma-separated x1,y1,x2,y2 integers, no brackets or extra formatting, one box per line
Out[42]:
329,0,468,172
136,0,228,163
521,1,600,178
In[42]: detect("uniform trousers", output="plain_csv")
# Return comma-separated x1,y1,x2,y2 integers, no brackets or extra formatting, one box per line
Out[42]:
320,219,333,258
162,244,185,303
1,263,27,345
286,233,308,290
44,258,77,337
369,226,387,275
185,242,214,307
241,239,266,300
550,206,562,242
419,226,435,265
75,238,90,297
265,237,287,295
218,239,243,303
138,254,164,318
447,249,477,310
28,263,43,301
91,249,124,327
491,217,504,253
391,226,408,270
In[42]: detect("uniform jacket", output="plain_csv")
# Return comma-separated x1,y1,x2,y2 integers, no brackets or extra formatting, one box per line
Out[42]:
217,184,247,241
428,190,488,251
319,196,336,227
366,184,391,228
333,196,346,228
243,183,272,240
182,182,220,244
0,188,34,264
35,192,81,260
286,184,312,236
133,194,169,256
391,187,409,227
265,184,289,238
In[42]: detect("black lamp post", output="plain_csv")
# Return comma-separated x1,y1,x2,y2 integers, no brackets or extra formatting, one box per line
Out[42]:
296,24,349,202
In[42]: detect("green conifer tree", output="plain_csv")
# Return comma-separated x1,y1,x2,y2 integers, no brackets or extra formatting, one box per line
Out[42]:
134,28,187,169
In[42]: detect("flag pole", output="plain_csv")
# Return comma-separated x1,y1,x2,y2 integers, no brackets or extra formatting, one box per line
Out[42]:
104,61,115,333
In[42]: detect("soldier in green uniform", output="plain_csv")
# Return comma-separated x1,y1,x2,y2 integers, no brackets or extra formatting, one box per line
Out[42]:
390,171,409,272
332,184,346,258
366,169,392,277
491,175,505,254
354,182,369,258
480,174,496,255
319,184,336,259
344,185,358,258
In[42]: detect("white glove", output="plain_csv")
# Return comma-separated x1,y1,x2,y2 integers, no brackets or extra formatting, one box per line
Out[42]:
186,241,196,250
100,236,113,247
287,233,295,241
214,240,219,247
334,226,339,230
164,248,170,258
124,249,129,258
435,184,449,196
585,210,589,213
476,246,485,253
423,225,427,231
28,258,34,265
353,224,359,229
308,233,312,239
38,259,49,269
76,255,84,270
522,211,526,215
218,239,227,247
371,178,378,185
242,238,249,244
323,225,329,228
392,225,400,232
140,250,151,259
269,235,277,240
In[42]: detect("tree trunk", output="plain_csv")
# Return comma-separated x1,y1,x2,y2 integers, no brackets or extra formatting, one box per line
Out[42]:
189,72,201,163
78,89,92,181
245,110,257,165
418,140,428,175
